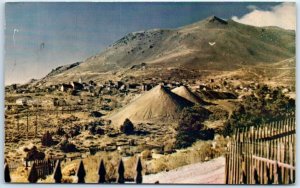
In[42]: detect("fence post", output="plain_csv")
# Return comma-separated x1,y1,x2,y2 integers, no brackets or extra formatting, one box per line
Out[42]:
266,164,273,184
277,163,282,184
240,155,246,184
254,168,260,184
225,153,229,184
47,159,52,175
28,162,38,183
98,159,106,183
289,143,294,183
53,160,62,183
77,160,86,183
16,116,20,135
4,163,11,182
135,157,143,184
117,159,125,184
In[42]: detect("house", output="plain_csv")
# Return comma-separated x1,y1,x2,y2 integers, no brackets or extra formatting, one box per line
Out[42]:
141,83,152,91
70,82,84,91
199,85,211,91
16,96,33,106
61,84,73,92
50,85,59,90
119,84,127,91
89,80,96,86
115,81,124,89
282,88,290,94
82,82,90,90
128,83,141,90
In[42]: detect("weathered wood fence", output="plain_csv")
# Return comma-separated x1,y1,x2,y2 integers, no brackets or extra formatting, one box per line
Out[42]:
5,157,143,184
225,118,296,184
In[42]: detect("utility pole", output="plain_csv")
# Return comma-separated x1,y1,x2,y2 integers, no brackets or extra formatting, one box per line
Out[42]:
35,105,38,138
26,109,29,140
16,115,20,134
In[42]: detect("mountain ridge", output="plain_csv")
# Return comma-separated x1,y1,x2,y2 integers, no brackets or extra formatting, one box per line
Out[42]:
38,16,295,85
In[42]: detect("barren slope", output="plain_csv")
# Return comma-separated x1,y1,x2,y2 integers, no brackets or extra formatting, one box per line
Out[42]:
39,16,295,85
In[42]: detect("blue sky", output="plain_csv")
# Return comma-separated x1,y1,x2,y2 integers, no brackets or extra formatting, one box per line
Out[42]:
4,2,283,85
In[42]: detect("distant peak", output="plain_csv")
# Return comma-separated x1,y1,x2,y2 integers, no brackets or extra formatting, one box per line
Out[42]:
207,16,228,25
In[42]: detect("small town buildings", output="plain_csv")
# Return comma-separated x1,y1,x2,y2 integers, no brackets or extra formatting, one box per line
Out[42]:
16,96,34,106
71,82,84,91
61,84,73,92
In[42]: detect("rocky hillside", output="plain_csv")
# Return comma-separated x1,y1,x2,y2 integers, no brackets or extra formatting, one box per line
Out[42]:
39,16,295,85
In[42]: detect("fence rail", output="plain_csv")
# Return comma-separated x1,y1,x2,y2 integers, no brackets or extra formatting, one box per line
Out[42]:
233,118,295,143
225,118,296,184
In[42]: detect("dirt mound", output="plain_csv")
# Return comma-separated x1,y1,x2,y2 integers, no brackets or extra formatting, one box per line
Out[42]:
108,85,194,127
171,86,208,105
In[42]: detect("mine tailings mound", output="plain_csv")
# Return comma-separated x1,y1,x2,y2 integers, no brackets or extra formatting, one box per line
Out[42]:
172,85,210,105
108,85,194,127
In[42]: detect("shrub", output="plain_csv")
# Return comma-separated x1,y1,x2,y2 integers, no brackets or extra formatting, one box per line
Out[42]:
25,146,45,161
89,125,105,135
61,177,74,183
120,119,134,135
41,131,54,147
208,106,229,121
163,142,175,154
56,126,65,136
222,86,295,136
141,149,152,160
89,111,103,118
124,156,137,179
175,105,212,148
60,141,77,153
96,127,105,135
69,125,81,137
150,159,168,173
145,141,220,175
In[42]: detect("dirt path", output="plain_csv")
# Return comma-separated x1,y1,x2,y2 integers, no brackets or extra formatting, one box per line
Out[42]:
143,156,225,184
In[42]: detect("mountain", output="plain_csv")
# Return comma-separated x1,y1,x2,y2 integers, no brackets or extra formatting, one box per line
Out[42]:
39,16,295,85
108,85,194,127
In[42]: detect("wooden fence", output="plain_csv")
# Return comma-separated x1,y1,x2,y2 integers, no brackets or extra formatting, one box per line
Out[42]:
5,157,143,184
225,118,296,184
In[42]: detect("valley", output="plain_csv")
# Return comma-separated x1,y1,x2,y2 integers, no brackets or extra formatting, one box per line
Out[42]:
4,16,295,183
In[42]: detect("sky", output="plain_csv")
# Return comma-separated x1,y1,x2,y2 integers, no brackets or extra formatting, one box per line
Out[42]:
4,2,295,85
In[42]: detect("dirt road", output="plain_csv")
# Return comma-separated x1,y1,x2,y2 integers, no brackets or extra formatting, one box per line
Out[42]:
143,156,225,184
